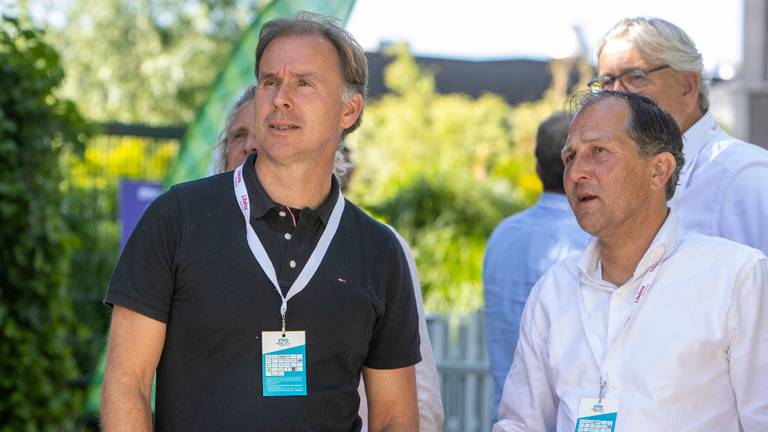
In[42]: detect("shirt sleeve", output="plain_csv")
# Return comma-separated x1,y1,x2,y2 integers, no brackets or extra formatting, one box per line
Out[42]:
718,163,768,256
493,279,557,432
363,233,422,370
727,253,768,430
104,187,182,323
483,234,525,412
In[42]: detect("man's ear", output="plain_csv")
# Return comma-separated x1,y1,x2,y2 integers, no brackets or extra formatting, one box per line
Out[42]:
340,93,363,130
680,71,701,114
650,152,677,192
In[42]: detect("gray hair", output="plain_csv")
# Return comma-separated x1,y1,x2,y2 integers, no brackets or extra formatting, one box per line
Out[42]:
215,84,351,179
572,91,685,200
215,83,258,173
255,11,368,139
597,17,710,112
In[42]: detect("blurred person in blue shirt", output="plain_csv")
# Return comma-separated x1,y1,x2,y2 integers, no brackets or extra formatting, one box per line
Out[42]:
483,111,591,412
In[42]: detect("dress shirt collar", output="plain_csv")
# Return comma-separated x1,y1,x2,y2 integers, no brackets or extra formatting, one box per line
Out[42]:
578,209,683,286
242,151,340,226
537,191,572,211
681,111,719,174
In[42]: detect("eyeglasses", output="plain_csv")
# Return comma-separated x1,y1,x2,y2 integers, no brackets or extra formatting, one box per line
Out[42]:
587,65,671,93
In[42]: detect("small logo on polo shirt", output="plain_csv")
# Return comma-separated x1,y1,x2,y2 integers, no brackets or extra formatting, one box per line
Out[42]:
337,277,347,283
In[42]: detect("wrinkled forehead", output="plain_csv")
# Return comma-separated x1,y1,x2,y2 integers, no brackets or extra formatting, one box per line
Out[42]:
597,37,651,73
259,34,341,76
567,98,630,142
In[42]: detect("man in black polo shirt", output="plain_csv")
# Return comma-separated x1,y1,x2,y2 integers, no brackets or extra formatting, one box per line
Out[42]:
100,12,421,431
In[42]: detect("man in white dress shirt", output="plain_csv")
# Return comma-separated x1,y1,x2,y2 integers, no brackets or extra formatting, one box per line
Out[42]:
591,17,768,255
493,90,768,431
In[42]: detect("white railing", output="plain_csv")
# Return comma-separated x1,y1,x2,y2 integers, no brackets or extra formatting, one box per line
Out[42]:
427,312,494,432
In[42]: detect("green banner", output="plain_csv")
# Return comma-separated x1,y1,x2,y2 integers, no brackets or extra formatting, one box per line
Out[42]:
165,0,357,186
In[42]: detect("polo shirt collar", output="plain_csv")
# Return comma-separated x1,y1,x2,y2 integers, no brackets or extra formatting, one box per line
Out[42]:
242,151,339,225
578,209,683,285
313,176,340,226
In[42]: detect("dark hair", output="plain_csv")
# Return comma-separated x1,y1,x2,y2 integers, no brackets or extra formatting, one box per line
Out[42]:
536,111,573,193
254,11,368,138
571,90,685,200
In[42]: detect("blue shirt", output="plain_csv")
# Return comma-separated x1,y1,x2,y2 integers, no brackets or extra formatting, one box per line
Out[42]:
483,192,591,412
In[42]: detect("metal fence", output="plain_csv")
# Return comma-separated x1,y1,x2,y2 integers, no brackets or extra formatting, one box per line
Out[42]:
428,312,494,432
64,126,182,428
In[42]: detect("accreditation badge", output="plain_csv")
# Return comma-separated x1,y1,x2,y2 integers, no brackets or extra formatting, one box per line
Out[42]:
261,331,307,397
575,398,619,432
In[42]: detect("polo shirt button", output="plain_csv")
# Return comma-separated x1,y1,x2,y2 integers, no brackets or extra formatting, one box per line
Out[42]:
278,210,287,217
284,233,292,240
289,260,296,268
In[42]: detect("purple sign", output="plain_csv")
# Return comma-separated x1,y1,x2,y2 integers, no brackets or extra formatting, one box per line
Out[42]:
119,180,162,250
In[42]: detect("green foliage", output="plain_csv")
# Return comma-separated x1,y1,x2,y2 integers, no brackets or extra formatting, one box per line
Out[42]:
43,0,265,124
347,44,539,313
0,15,91,430
60,135,178,423
347,46,593,313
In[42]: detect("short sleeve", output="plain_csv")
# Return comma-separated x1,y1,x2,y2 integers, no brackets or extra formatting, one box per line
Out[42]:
364,238,422,369
104,187,183,323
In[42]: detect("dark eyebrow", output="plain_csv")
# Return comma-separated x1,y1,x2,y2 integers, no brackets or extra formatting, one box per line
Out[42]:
561,135,608,156
258,71,317,82
258,71,279,83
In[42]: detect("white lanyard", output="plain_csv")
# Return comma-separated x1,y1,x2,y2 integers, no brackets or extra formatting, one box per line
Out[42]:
577,248,667,401
233,161,345,333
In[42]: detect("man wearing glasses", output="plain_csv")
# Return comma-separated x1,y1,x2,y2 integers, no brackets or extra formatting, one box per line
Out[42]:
590,17,768,255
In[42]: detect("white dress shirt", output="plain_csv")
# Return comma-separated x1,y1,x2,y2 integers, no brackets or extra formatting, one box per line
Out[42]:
358,227,444,431
493,211,768,431
672,110,768,255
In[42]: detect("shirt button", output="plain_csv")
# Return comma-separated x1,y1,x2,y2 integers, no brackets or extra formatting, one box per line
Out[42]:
278,210,286,217
284,233,292,240
289,260,296,268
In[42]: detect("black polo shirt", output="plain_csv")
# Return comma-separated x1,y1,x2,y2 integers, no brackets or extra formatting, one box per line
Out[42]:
105,159,421,432
242,151,338,293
